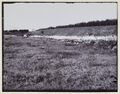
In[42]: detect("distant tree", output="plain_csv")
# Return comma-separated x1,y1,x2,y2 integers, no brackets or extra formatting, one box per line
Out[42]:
19,29,29,34
41,30,44,35
18,29,29,36
48,27,55,29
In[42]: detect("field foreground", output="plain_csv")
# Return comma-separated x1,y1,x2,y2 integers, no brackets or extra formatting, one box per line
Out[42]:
3,35,117,91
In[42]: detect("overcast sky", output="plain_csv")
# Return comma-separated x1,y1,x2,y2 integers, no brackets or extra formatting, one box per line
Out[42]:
4,3,117,31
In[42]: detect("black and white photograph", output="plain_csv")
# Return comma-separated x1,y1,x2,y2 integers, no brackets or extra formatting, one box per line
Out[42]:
2,2,117,91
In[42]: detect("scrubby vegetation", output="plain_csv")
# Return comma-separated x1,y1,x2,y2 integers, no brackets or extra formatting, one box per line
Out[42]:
38,19,117,30
3,19,117,91
3,35,117,91
4,29,29,36
35,25,117,36
55,19,117,28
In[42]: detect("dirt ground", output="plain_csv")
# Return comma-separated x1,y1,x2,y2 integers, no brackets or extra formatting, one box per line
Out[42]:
3,35,117,91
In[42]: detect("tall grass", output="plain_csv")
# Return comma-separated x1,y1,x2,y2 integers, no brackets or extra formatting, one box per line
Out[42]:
3,35,117,91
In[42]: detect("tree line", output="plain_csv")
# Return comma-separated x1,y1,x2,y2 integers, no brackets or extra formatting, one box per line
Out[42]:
46,19,117,29
4,19,117,33
4,29,29,36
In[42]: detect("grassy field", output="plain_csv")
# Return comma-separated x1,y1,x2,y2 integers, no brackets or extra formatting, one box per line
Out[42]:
34,25,117,36
3,35,117,91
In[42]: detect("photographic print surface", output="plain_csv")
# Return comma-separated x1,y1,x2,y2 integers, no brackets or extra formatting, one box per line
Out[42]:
3,2,117,91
